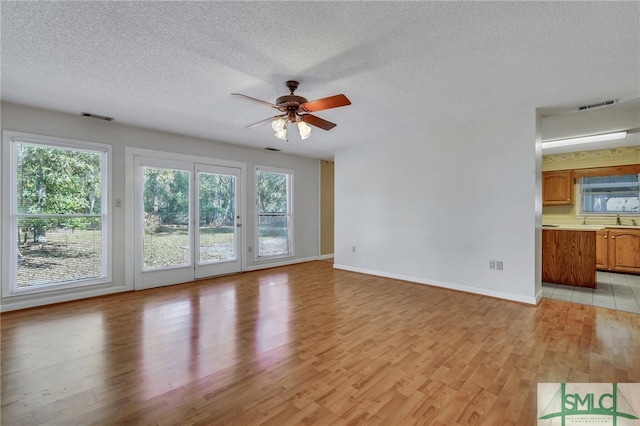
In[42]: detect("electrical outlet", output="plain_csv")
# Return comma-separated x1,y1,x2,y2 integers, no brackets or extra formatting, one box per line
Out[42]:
248,246,252,253
489,260,495,270
496,261,503,271
352,246,357,253
115,198,122,207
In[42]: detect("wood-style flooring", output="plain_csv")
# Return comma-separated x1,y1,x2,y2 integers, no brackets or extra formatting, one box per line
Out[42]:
2,261,639,425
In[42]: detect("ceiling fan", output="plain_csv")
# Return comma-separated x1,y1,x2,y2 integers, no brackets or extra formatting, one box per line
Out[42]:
232,80,351,141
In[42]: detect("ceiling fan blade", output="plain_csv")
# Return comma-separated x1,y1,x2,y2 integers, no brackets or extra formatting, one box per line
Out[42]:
246,115,285,129
300,94,351,112
300,114,337,131
231,93,280,109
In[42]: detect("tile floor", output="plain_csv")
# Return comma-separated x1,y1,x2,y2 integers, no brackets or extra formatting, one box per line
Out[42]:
542,271,640,314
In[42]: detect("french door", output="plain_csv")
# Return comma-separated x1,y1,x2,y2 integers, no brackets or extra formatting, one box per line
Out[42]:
134,157,242,290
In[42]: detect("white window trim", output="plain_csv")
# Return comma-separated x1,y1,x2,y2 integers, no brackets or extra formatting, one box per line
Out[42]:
2,131,112,298
255,165,294,262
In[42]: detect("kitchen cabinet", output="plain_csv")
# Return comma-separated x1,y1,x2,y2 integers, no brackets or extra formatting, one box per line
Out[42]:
595,230,609,270
542,229,596,288
607,229,640,274
542,171,574,206
596,228,640,274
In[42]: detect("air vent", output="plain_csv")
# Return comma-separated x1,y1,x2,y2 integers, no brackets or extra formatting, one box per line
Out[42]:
264,147,281,152
81,112,114,122
577,100,617,111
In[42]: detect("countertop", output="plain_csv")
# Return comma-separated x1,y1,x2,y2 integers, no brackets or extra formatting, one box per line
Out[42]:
542,224,640,231
542,225,604,231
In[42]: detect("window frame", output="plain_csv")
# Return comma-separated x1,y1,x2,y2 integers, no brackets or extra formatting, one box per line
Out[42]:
254,166,294,261
579,173,640,216
2,131,112,297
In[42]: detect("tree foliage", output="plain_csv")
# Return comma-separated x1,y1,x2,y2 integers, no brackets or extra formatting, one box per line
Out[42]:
142,168,236,231
143,167,189,227
256,171,288,213
16,146,287,244
16,143,102,241
199,173,234,227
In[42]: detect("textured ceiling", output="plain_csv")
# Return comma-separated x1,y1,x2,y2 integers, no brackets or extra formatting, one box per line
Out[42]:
2,1,639,159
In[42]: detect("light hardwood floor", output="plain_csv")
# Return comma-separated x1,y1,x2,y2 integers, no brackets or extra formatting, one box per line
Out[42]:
2,261,639,425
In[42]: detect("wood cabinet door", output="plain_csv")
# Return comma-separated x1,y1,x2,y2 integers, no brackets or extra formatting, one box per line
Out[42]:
595,230,609,270
608,229,640,274
542,171,574,206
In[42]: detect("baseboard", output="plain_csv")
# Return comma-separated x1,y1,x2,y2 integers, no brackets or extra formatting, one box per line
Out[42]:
244,256,320,272
318,254,334,260
535,288,543,304
1,285,128,312
333,263,538,305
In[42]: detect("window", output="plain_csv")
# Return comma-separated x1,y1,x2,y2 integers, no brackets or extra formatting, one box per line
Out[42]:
256,167,292,259
5,134,110,294
580,174,639,214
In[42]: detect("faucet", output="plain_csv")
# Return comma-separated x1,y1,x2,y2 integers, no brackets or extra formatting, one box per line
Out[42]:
582,216,587,225
616,214,621,225
633,219,637,226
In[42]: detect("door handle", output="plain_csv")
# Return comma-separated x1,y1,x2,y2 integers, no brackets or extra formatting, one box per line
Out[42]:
236,223,242,227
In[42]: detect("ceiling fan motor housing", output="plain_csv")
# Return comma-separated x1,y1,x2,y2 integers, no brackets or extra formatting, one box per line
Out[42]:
276,94,308,109
276,80,307,110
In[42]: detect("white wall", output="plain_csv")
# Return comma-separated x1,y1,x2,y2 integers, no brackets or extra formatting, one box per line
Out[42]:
334,110,541,304
1,102,320,311
542,98,640,154
543,98,640,140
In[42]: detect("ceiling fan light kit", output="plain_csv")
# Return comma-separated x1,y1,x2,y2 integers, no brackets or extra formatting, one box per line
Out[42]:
270,115,311,141
232,80,351,141
272,117,286,132
298,121,311,140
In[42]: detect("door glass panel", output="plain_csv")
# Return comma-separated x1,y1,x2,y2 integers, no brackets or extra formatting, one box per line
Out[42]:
198,172,236,264
142,167,190,270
